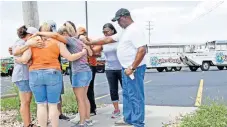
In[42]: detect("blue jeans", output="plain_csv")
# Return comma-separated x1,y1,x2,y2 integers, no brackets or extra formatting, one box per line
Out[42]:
29,69,63,104
122,64,146,127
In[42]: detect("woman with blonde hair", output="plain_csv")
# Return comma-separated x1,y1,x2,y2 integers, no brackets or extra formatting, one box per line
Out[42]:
16,22,90,127
32,22,93,127
39,21,70,120
77,26,102,116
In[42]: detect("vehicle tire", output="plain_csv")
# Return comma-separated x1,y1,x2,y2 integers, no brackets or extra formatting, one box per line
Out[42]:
156,68,165,72
165,67,173,72
146,67,152,69
189,66,198,72
66,67,71,75
8,70,12,76
201,62,210,71
173,67,182,71
225,66,227,69
217,66,224,70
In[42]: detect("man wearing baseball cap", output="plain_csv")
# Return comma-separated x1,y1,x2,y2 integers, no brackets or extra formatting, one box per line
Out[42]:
82,8,147,127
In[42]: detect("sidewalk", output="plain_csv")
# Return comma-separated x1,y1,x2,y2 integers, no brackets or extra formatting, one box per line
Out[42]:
59,104,197,127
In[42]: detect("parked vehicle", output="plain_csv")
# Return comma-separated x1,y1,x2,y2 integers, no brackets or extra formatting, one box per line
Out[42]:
60,58,70,75
60,52,106,74
180,40,227,71
145,43,188,72
0,57,14,76
96,52,105,73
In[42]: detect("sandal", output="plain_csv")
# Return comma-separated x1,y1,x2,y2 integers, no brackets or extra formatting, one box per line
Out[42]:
27,123,37,127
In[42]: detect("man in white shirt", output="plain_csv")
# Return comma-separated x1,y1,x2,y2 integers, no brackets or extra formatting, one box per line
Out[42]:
82,8,147,127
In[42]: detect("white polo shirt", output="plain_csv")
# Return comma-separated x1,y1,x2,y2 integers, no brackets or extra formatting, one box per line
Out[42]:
112,23,147,68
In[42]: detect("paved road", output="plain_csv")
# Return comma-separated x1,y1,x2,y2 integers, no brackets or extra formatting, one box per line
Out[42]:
1,67,227,107
95,67,227,107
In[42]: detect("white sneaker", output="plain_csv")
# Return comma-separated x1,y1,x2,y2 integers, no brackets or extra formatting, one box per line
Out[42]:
85,119,93,126
111,110,121,119
114,118,133,126
70,113,80,123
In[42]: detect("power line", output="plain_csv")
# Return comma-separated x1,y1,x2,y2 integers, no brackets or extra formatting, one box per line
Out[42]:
177,1,224,33
188,1,224,24
146,21,154,44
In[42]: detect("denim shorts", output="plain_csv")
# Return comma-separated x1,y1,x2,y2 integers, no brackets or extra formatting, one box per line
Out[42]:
72,71,92,88
14,80,31,92
29,69,63,104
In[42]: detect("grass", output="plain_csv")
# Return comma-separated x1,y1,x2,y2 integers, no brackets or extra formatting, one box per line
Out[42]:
164,99,227,127
1,95,20,111
1,84,78,122
61,88,78,114
179,102,227,127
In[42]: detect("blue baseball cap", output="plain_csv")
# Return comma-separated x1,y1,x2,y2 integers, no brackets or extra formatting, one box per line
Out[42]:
46,20,57,32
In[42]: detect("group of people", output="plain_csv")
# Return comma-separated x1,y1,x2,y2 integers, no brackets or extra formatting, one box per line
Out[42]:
9,8,147,127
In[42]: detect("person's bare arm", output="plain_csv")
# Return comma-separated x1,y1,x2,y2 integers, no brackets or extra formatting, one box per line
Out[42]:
35,32,67,44
80,35,116,45
13,38,45,56
59,43,87,61
13,44,31,56
91,45,103,54
80,42,93,56
15,48,32,64
124,45,147,76
131,45,147,69
84,45,93,56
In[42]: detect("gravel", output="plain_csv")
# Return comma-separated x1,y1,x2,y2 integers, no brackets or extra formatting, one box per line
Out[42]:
0,110,23,127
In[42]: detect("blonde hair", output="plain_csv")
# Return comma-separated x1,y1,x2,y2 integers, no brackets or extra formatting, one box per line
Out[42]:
58,22,77,37
39,22,51,32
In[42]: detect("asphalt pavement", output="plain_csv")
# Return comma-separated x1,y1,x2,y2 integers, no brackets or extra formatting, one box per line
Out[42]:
1,67,227,107
1,67,227,126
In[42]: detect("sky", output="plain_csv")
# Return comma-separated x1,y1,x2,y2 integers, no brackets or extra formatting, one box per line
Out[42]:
0,1,227,58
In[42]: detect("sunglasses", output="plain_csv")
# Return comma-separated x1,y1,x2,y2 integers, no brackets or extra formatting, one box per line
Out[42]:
51,24,56,29
103,30,110,34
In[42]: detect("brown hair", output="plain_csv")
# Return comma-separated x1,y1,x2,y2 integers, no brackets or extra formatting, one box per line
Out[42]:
17,25,28,39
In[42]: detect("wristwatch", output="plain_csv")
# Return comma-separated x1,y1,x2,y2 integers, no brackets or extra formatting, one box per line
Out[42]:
129,65,136,71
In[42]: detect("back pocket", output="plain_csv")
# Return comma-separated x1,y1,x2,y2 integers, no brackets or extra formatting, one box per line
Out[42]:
45,70,62,86
29,71,39,87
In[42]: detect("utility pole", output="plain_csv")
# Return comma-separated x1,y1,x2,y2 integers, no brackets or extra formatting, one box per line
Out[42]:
22,1,39,29
146,21,153,44
85,1,88,36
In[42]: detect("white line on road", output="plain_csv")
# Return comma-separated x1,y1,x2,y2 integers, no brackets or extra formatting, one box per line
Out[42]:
95,80,152,100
